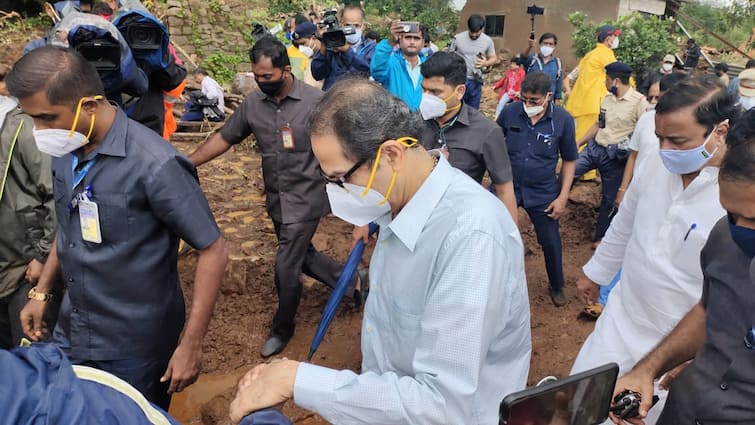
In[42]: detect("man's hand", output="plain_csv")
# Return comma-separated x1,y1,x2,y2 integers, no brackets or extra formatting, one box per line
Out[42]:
576,274,600,305
545,195,568,220
475,56,487,68
20,299,49,341
609,369,656,424
229,359,300,424
388,21,403,46
161,342,202,394
25,259,44,285
351,225,370,249
577,138,588,148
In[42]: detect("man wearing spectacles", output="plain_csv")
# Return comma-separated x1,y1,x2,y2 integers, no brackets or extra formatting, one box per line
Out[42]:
190,37,360,358
228,77,531,425
497,72,578,307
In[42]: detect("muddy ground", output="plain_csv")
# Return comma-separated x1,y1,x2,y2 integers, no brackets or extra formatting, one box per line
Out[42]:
166,93,602,424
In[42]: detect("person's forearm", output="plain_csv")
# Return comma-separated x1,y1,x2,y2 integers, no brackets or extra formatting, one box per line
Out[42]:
495,182,518,225
618,151,637,193
190,133,233,167
35,238,61,293
179,237,227,347
633,303,707,379
558,160,576,198
578,123,599,146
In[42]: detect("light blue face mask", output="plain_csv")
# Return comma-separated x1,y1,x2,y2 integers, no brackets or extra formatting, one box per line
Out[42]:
345,28,362,45
658,121,725,174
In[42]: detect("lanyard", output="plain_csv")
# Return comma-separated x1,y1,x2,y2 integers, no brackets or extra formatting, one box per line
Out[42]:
71,155,97,190
438,113,460,149
0,120,24,206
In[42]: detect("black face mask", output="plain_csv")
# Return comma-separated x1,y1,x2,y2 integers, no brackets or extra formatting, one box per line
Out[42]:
258,78,285,97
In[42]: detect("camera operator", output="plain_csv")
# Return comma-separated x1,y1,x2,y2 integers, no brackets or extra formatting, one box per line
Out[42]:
310,8,370,91
370,20,426,111
340,5,375,65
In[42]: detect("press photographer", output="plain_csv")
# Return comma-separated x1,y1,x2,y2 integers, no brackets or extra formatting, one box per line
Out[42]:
310,6,371,91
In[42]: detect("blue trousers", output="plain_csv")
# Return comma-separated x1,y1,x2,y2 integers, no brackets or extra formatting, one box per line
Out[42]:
524,204,564,292
71,355,172,410
574,140,627,241
464,79,483,109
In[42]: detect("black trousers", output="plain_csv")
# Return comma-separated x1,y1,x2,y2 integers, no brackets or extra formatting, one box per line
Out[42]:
0,280,60,349
524,204,564,293
271,218,344,340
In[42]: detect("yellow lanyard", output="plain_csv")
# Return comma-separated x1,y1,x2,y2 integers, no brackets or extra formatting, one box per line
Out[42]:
0,120,24,206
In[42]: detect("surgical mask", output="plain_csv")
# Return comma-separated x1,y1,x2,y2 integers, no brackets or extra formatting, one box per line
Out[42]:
419,90,460,120
346,28,362,45
32,96,101,158
299,44,314,58
729,221,755,258
523,94,549,117
326,182,391,226
611,37,620,49
540,45,554,57
325,137,418,226
659,122,725,174
257,78,285,97
662,63,673,72
646,103,656,111
740,96,755,111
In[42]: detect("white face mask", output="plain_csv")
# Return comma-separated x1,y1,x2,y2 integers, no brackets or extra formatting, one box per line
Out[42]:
611,37,620,49
658,122,724,174
740,96,755,111
345,28,362,45
662,63,673,72
419,93,448,120
32,127,91,157
540,45,554,57
523,94,549,118
325,182,391,226
299,44,314,58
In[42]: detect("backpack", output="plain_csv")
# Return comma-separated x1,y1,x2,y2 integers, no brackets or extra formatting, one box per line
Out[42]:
528,55,562,80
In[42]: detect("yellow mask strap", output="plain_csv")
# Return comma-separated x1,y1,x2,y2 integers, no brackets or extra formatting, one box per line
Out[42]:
69,95,104,140
442,86,463,113
361,137,418,203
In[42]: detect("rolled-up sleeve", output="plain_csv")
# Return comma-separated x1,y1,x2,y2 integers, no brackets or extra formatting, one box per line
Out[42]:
294,229,523,424
146,155,220,250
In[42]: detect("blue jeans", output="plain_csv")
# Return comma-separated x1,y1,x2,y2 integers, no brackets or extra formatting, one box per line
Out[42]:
495,93,512,118
70,355,172,410
524,203,565,292
464,79,483,109
574,140,627,241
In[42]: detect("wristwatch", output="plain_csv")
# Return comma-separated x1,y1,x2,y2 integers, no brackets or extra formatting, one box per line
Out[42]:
27,286,54,302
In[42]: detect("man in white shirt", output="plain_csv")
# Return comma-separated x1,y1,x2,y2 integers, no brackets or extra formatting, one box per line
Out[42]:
193,68,224,113
572,75,738,422
228,78,531,425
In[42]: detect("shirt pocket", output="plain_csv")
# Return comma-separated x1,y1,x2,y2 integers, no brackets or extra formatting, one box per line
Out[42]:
385,300,422,369
92,193,130,244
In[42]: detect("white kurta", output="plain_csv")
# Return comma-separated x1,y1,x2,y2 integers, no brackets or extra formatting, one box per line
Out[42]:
628,109,658,172
572,154,725,377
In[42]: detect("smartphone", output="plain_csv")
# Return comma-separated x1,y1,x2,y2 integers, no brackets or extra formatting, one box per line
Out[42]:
398,21,420,33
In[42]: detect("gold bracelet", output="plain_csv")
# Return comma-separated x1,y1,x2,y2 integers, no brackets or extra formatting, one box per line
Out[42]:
28,286,54,302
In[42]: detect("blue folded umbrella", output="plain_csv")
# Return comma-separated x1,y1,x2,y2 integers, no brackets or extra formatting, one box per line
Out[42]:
307,223,378,361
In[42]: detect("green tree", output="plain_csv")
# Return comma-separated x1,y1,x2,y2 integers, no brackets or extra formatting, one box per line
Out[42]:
679,1,755,53
364,0,458,40
268,0,309,16
568,11,677,77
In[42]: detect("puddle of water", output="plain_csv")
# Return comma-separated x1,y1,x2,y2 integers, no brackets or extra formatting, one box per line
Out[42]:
169,367,249,423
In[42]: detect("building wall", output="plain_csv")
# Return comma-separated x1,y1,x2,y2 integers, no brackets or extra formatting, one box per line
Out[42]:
458,0,621,70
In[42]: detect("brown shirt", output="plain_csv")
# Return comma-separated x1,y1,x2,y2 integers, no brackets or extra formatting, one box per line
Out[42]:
595,87,648,146
220,78,329,224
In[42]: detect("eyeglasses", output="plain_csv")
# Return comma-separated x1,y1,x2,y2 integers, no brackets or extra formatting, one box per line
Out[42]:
318,157,368,187
521,96,547,106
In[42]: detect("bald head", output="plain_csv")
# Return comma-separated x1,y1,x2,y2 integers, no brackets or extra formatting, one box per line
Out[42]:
308,77,423,162
6,46,104,107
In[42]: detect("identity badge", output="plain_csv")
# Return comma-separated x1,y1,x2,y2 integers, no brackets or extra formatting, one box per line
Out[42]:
281,125,295,150
78,195,102,244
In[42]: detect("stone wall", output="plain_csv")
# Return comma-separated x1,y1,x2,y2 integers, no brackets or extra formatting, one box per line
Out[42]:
159,0,269,70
